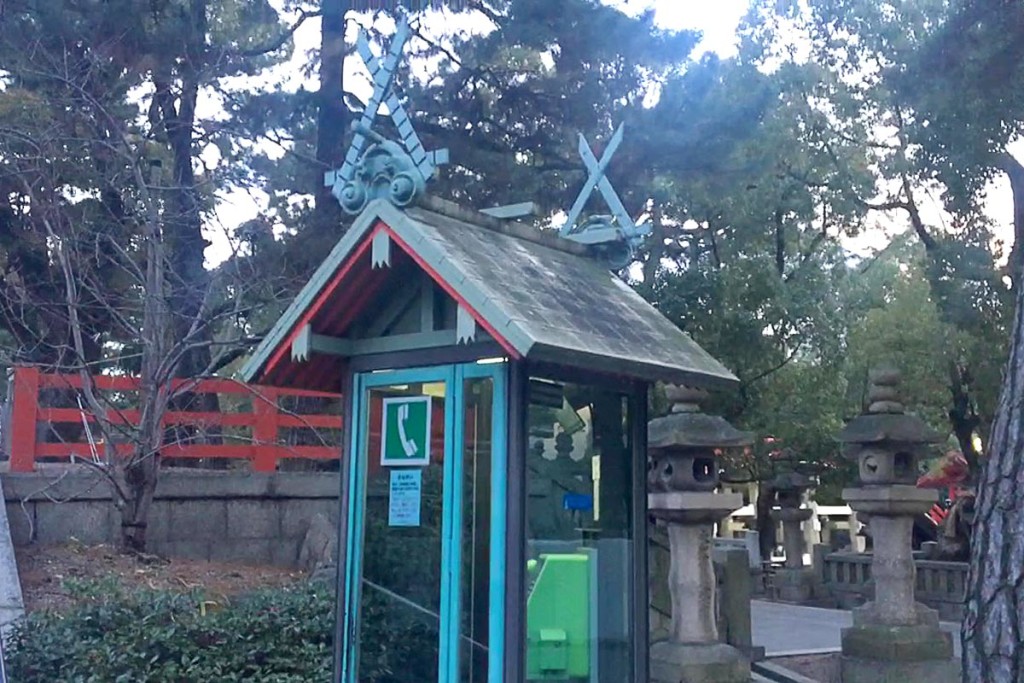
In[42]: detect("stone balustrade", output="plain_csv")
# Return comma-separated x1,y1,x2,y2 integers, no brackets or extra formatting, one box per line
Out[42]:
915,559,969,621
818,550,967,621
819,551,873,608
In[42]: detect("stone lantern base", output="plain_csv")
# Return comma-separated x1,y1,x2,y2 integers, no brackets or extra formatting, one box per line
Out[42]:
837,486,960,682
774,567,813,603
840,602,959,683
650,641,750,683
771,507,814,602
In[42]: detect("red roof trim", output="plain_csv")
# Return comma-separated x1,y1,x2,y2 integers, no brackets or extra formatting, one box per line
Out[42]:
260,218,520,381
262,232,376,380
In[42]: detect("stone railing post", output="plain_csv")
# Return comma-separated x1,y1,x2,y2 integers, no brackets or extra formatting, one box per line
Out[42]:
713,545,763,661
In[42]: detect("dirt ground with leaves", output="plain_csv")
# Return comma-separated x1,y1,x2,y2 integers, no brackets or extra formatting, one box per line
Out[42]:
15,541,307,613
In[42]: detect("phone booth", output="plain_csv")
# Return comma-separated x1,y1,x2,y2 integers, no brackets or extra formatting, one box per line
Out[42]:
240,16,738,683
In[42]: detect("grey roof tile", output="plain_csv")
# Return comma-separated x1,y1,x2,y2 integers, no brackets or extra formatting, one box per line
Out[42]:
402,205,738,388
243,197,738,389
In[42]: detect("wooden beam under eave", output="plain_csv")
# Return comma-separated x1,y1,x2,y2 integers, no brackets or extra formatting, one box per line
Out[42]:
291,324,353,362
291,326,496,361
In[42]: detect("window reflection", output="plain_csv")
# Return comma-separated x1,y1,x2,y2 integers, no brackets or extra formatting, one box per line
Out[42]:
525,378,634,683
461,377,493,683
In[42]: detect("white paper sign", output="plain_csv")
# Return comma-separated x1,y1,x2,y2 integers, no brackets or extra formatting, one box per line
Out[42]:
388,469,422,527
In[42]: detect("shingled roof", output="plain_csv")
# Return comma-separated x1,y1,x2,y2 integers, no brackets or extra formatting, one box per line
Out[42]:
241,196,738,390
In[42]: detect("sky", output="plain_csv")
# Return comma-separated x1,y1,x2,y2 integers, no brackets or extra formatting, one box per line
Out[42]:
204,0,1016,268
619,0,750,55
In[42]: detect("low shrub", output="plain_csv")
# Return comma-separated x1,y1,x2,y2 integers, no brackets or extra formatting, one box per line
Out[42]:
4,579,334,682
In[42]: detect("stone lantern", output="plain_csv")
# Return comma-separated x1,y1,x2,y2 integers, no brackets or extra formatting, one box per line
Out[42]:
835,368,958,683
648,385,753,683
770,452,815,602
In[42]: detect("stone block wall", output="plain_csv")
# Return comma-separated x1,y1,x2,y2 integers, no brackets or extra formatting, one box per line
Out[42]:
2,470,340,568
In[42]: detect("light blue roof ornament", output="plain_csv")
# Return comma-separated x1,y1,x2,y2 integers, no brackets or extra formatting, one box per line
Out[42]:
325,15,449,215
559,124,650,269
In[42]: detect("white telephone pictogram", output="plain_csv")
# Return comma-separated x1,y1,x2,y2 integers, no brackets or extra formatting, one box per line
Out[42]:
397,403,418,457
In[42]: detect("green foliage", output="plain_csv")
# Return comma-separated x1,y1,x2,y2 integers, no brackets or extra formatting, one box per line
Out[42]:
903,0,1024,210
845,242,1006,441
395,0,700,212
4,474,449,682
0,0,306,370
5,582,334,682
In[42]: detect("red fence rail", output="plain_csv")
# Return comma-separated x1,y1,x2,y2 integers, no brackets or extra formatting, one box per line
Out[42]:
7,366,343,473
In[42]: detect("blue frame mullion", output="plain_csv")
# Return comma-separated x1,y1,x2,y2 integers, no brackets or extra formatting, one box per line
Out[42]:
340,372,362,682
445,363,466,683
486,365,507,683
439,364,459,683
458,362,509,683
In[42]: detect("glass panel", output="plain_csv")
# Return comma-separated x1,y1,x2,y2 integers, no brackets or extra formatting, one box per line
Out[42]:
460,377,494,683
357,381,447,683
524,379,634,683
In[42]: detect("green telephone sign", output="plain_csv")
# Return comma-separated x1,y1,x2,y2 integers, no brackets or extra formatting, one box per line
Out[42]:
380,396,432,466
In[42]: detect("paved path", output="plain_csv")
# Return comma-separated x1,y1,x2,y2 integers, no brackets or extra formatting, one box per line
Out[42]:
751,600,961,658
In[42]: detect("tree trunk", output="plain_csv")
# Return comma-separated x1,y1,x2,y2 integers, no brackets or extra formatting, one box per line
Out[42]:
1001,153,1024,288
163,85,212,378
948,360,982,482
149,0,214,381
275,0,350,440
116,161,174,553
642,202,664,286
311,0,349,238
155,1,223,455
963,154,1024,681
119,451,160,553
755,481,776,561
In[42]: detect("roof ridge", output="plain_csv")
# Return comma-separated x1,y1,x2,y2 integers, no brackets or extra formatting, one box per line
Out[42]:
413,194,591,257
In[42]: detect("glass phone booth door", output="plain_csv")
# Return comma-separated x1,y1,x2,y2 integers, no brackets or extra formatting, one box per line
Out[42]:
340,363,507,683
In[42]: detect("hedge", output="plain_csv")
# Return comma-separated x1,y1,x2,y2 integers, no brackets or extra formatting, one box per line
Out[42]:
4,579,334,682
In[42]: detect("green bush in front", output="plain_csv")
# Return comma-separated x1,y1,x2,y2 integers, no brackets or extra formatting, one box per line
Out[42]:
4,579,334,682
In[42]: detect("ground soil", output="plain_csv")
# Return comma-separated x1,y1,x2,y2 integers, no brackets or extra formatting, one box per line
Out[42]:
15,541,306,613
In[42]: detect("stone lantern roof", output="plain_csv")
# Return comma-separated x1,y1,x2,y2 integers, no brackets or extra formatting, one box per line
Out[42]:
772,449,816,492
648,385,753,450
835,367,942,448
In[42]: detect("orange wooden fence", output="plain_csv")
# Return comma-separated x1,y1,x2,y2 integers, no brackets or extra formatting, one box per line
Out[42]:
6,366,342,473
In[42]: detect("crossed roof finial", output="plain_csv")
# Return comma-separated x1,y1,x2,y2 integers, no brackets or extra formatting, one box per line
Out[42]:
325,15,449,215
559,124,650,268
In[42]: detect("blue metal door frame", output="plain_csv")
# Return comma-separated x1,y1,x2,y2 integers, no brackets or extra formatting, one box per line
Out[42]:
340,361,507,683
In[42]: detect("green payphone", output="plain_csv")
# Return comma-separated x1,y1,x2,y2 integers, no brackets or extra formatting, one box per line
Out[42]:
526,553,593,680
